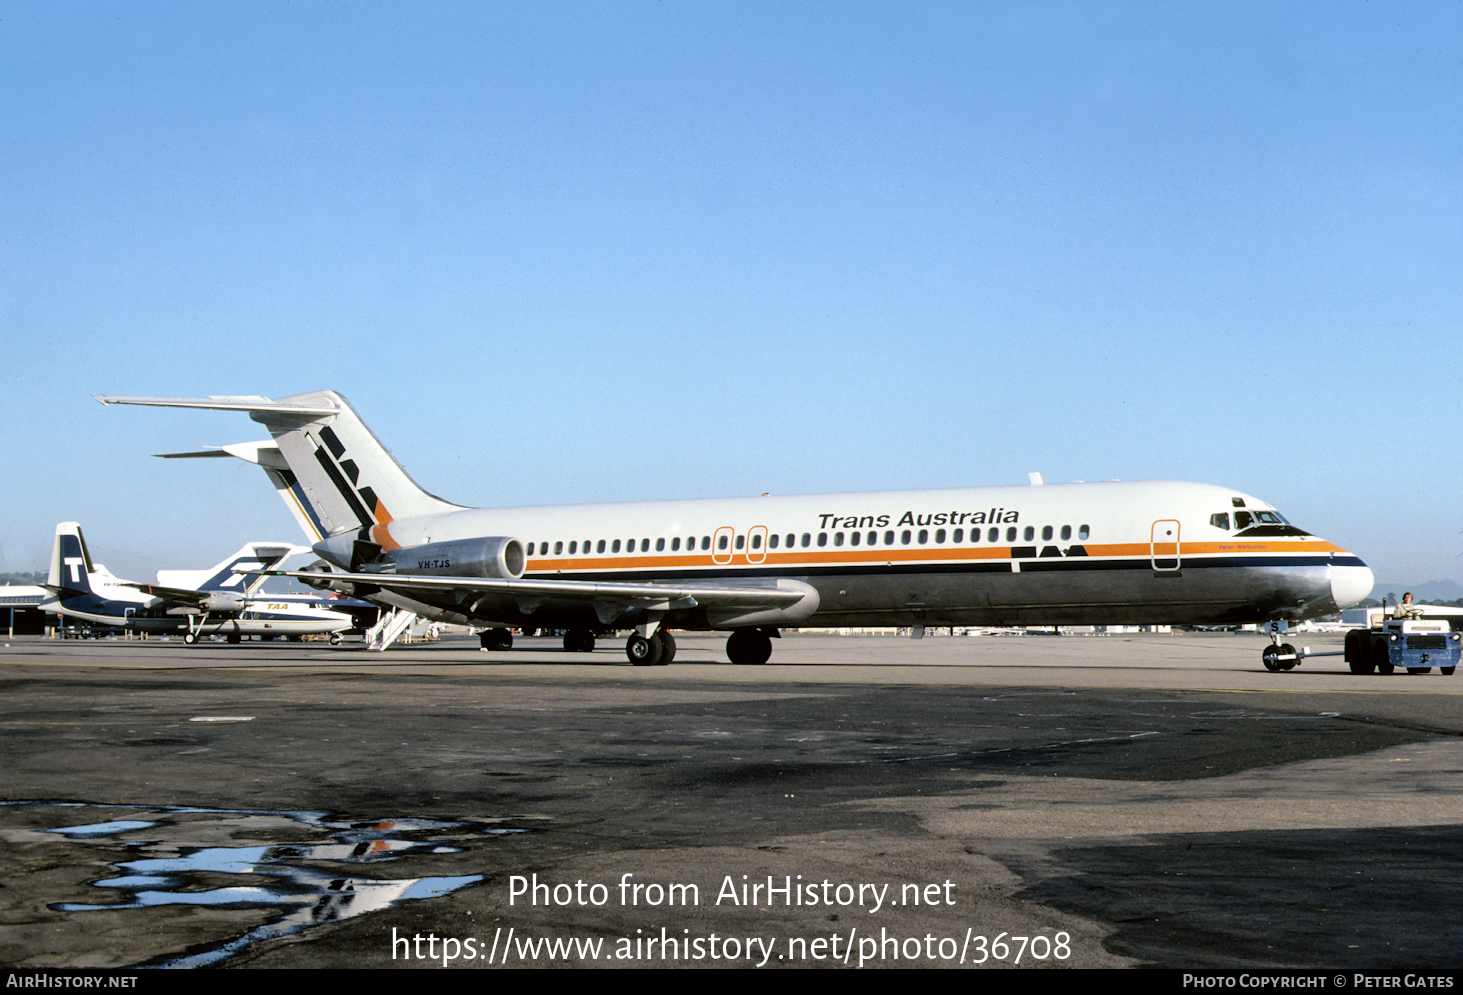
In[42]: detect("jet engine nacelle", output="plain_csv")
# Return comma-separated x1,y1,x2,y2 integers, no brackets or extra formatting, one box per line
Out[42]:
297,560,357,594
374,537,526,580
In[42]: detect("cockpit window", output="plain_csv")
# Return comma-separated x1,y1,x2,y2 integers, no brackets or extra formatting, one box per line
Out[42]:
1210,513,1230,530
1254,511,1285,524
1234,511,1253,529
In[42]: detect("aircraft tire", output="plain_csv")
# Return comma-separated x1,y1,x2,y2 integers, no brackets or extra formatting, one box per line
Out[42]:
1407,667,1429,675
657,629,676,666
1279,643,1296,670
184,632,197,645
726,628,772,666
227,633,242,645
1371,636,1394,675
480,628,513,651
1261,645,1282,671
1345,630,1373,673
626,632,663,667
563,629,595,653
329,633,342,646
1442,667,1456,676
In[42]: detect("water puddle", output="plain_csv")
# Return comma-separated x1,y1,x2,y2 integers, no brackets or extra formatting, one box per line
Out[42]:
6,801,525,968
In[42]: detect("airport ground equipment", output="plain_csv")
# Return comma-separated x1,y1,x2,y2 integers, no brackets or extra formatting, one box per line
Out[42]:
1343,617,1460,675
1261,615,1460,674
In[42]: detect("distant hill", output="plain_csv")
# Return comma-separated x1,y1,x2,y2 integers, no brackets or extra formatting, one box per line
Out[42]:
1374,579,1463,603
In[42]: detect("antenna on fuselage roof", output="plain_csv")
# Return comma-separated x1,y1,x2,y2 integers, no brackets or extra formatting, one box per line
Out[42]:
1028,472,1044,486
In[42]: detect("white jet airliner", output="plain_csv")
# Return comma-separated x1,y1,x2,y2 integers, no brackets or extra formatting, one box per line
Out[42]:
97,391,1374,666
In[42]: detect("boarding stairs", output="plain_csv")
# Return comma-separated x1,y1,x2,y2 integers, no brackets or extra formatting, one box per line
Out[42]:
365,607,418,652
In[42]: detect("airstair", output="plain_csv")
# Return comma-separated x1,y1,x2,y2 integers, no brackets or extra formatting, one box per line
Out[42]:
365,607,418,652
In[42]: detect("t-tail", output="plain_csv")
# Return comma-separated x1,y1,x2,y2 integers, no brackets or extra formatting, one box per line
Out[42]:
47,522,97,596
155,542,300,595
98,392,466,553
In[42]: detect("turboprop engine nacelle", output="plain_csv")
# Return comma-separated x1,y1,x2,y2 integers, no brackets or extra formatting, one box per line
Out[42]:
199,592,247,612
369,537,526,580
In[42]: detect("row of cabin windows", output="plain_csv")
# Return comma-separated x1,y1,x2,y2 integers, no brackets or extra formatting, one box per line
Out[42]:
523,524,1092,558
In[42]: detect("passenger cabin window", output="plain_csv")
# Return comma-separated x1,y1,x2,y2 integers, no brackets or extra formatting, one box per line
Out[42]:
1006,527,1017,542
935,529,946,543
918,529,928,544
1210,513,1230,530
801,533,811,547
1060,525,1071,541
1041,526,1052,541
597,539,606,553
735,535,745,550
612,539,621,553
768,535,778,549
952,528,962,543
1078,525,1090,540
718,535,729,551
817,532,828,547
834,532,844,546
1023,526,1034,542
849,531,859,546
867,531,878,545
656,538,665,552
988,527,998,542
554,541,563,555
901,530,912,545
569,541,577,554
884,530,895,545
671,537,680,551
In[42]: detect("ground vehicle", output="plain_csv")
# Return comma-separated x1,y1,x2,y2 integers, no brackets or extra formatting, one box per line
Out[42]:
1343,617,1460,675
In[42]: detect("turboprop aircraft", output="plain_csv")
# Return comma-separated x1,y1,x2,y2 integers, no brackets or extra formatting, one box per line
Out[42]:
96,391,1375,666
41,522,359,643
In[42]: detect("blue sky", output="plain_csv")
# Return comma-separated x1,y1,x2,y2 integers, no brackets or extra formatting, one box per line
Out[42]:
2,1,1460,585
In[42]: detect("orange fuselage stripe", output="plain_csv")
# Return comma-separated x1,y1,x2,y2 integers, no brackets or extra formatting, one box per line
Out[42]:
522,539,1347,573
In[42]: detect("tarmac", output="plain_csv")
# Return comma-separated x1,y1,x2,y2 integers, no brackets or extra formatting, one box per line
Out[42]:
2,629,1460,969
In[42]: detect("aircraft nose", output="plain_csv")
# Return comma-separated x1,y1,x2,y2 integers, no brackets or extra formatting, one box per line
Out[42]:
1331,560,1375,611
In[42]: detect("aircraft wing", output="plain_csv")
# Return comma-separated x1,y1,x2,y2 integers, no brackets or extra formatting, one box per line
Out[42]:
117,582,221,606
249,568,814,625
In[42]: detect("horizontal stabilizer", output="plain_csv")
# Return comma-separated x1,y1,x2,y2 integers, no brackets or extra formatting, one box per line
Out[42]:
96,395,340,416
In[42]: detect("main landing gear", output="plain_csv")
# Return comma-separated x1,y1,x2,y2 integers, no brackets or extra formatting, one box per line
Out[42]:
562,629,596,653
726,628,774,666
479,628,513,651
625,629,676,667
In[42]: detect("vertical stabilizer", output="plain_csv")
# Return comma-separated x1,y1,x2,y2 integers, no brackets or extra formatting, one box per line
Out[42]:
156,542,299,595
47,523,96,594
252,391,463,547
